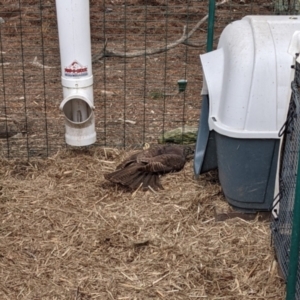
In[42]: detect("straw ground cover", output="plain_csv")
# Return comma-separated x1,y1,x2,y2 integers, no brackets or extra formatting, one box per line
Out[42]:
0,147,285,299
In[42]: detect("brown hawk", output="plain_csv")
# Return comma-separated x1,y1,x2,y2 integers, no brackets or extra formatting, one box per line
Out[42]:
104,144,194,190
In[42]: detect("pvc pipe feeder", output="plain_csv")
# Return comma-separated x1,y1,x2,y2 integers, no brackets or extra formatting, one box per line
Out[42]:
55,0,96,146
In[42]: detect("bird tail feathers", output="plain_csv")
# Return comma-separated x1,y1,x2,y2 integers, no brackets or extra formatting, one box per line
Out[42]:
104,164,163,190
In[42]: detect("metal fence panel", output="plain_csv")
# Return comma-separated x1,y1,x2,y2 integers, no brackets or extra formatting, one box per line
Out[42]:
0,0,274,159
272,58,300,299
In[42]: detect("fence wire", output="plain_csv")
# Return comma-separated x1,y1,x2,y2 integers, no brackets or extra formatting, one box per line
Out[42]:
0,0,275,159
271,58,300,298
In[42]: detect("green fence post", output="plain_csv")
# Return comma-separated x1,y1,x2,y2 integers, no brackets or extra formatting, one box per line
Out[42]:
286,149,300,300
206,0,216,52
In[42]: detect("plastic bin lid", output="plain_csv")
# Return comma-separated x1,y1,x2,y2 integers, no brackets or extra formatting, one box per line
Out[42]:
200,15,300,139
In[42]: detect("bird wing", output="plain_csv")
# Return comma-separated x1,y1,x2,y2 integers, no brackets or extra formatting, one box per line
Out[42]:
136,146,166,161
143,153,186,173
117,146,167,169
105,146,188,190
104,163,163,190
116,152,141,169
106,163,143,181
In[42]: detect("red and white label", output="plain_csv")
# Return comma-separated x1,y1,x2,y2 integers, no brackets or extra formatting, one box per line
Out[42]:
64,60,88,77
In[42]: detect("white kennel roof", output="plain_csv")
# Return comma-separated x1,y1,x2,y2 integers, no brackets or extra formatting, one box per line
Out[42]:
200,15,300,139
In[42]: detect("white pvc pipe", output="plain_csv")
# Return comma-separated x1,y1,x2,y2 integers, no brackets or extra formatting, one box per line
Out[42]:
56,0,96,146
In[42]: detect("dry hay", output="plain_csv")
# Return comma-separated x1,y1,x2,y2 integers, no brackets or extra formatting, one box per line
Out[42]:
0,147,285,299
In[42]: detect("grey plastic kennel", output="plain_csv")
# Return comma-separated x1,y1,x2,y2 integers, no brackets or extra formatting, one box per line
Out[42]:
194,16,300,212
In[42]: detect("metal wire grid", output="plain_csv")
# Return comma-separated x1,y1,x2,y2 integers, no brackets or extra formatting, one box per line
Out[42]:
271,59,300,297
0,0,60,159
0,0,274,159
274,0,300,14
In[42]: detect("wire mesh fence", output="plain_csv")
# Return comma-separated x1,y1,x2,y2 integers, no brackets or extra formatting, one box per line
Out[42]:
271,57,300,298
0,0,275,159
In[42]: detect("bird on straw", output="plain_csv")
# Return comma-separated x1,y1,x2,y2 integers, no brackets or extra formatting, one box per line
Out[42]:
104,143,194,191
